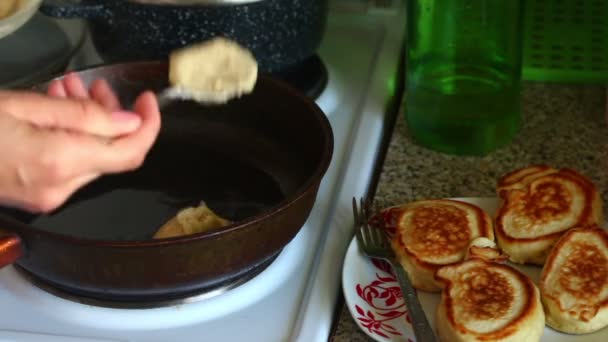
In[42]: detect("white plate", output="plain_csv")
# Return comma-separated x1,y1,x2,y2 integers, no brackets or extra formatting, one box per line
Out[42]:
0,0,41,39
341,197,607,342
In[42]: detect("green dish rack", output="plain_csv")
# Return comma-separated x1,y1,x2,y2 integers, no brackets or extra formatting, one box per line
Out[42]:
522,0,608,83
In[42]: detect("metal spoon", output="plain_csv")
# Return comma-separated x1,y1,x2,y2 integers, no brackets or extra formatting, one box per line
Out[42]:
154,86,251,109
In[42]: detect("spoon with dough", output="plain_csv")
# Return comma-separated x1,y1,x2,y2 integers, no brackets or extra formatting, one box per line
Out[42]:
157,37,258,107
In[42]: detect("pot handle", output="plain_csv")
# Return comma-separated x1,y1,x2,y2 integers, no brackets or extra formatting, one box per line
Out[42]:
40,0,111,19
0,228,24,269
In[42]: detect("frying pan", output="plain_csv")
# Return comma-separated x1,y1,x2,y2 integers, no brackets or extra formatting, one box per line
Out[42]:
0,61,333,303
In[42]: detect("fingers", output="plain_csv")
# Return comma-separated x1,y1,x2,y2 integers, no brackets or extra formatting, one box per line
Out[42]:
25,107,161,210
122,91,162,153
0,114,100,213
0,82,162,214
47,80,67,98
113,91,161,150
90,79,122,111
0,90,142,138
94,91,162,174
48,73,121,112
63,72,90,99
32,91,160,177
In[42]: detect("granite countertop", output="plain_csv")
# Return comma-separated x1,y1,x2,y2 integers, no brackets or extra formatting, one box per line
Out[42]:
330,82,608,341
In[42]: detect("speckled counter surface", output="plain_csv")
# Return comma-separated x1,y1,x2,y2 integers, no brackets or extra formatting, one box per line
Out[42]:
329,82,608,342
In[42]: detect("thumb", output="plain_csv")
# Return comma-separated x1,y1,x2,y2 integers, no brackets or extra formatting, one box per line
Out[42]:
0,91,141,138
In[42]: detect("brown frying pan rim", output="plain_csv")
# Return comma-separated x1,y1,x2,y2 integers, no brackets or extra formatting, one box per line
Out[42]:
2,61,334,248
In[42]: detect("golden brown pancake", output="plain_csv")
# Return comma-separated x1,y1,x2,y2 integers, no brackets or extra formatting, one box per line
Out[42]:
465,237,509,264
495,165,603,265
389,199,494,292
435,258,545,342
540,226,608,334
153,201,231,239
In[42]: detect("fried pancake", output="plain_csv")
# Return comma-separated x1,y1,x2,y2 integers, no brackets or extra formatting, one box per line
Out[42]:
540,226,608,334
495,165,603,265
465,237,509,264
153,201,231,239
435,258,545,342
389,199,494,292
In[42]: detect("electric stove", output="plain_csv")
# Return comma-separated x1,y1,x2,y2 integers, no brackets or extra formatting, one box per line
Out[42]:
0,1,406,341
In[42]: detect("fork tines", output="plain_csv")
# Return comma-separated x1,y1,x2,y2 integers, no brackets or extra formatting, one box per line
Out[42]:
353,196,390,253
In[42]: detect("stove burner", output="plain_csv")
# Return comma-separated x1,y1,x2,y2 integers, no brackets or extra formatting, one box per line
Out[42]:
271,55,328,100
13,251,280,309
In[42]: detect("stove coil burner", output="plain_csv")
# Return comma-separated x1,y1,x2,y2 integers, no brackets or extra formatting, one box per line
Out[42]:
13,251,280,309
272,55,329,100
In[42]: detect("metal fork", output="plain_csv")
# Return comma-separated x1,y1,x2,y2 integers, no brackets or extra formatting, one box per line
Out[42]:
352,197,437,342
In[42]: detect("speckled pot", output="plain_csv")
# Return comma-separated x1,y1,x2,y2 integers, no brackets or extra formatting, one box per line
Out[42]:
39,0,328,73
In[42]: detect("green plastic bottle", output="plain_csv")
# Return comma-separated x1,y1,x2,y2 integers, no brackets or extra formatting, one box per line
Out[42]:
404,0,524,156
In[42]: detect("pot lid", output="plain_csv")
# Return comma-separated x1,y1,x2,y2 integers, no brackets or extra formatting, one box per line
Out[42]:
128,0,265,5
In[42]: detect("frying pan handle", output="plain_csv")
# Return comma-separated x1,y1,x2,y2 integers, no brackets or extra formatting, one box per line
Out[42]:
0,228,23,269
40,0,111,19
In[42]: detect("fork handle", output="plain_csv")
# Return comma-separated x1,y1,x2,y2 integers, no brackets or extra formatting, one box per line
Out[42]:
390,259,438,342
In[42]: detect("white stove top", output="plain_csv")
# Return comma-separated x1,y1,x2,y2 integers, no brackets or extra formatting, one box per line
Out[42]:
0,3,406,341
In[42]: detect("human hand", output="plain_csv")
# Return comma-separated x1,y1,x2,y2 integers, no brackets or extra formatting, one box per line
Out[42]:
0,73,161,213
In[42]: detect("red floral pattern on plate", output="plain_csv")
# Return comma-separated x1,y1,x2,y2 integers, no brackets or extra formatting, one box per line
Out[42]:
354,259,412,339
353,209,414,340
